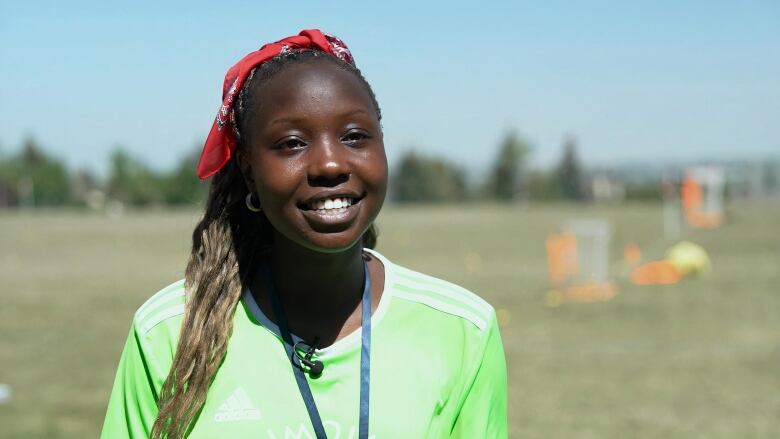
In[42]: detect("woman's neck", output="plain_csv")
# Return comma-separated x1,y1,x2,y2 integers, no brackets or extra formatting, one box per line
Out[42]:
252,233,371,346
269,235,366,312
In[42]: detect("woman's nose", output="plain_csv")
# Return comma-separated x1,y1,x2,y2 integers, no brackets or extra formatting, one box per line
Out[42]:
307,138,350,187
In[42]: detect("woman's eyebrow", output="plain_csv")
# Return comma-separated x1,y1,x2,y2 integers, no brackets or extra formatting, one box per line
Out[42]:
268,109,374,127
268,116,307,127
337,108,372,118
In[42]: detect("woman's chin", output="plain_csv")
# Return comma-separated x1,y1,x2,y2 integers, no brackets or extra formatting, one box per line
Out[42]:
301,233,366,254
273,227,367,255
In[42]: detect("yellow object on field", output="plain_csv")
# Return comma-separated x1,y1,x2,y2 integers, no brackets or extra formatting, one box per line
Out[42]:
665,241,712,276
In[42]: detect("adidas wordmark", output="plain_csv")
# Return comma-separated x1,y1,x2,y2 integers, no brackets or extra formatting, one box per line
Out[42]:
214,388,261,422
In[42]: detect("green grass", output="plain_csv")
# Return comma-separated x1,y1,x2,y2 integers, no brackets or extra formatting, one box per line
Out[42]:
1,203,778,438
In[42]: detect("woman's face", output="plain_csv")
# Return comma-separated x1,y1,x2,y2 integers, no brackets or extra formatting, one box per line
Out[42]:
238,60,388,253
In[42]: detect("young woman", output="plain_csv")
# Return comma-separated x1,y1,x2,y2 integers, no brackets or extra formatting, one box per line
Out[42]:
102,29,507,439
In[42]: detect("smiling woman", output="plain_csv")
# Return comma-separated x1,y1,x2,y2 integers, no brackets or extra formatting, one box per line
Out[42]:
236,57,387,251
100,29,507,439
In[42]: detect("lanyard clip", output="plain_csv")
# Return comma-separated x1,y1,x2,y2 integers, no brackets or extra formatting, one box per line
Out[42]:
294,338,324,377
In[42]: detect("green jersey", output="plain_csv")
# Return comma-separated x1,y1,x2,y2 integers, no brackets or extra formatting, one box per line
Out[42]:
102,249,507,438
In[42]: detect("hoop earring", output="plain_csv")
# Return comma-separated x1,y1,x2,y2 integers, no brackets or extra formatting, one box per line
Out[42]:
245,193,262,212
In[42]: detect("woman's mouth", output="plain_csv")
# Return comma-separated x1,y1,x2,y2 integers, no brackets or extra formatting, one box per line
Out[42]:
299,195,364,230
304,196,356,212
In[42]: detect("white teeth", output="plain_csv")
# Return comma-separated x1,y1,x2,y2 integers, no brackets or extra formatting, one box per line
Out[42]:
309,197,354,211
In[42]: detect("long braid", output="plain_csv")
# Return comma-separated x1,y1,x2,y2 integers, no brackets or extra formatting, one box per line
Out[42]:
151,50,380,438
151,161,263,439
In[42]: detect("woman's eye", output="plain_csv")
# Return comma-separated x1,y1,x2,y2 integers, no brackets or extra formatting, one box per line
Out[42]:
342,130,369,145
275,138,306,150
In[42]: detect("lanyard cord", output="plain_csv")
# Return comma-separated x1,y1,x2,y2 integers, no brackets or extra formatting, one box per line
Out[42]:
263,260,372,439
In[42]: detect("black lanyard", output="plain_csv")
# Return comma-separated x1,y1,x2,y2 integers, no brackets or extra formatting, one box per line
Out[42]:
263,261,371,439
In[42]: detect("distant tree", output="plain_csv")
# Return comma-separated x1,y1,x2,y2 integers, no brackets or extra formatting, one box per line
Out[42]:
159,147,208,205
527,168,561,201
21,137,46,165
0,136,71,206
488,131,530,201
762,160,779,194
106,147,162,206
393,151,467,203
0,149,16,207
556,136,586,201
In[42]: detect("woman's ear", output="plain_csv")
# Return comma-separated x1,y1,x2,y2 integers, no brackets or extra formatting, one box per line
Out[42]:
235,149,256,192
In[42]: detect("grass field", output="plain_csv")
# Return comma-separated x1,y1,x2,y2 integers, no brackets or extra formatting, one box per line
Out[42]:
1,203,778,438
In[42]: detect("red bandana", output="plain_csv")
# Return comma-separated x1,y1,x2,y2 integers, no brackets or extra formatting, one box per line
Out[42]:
196,29,355,180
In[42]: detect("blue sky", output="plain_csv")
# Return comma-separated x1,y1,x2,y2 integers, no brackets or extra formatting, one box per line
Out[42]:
1,1,778,177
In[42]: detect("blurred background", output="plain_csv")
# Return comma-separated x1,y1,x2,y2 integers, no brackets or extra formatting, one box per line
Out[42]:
1,1,778,437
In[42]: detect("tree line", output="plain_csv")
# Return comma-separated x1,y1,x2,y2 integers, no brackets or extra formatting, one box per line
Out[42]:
393,132,595,203
0,132,652,208
0,137,207,208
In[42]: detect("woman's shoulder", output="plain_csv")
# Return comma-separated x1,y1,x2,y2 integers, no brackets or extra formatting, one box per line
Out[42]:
368,249,496,334
131,279,187,340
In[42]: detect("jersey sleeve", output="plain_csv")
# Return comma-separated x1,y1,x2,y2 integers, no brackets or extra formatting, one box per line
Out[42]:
101,324,161,439
450,312,508,438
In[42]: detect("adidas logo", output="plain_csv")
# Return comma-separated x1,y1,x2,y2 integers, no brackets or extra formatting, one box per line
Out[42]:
214,387,261,422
